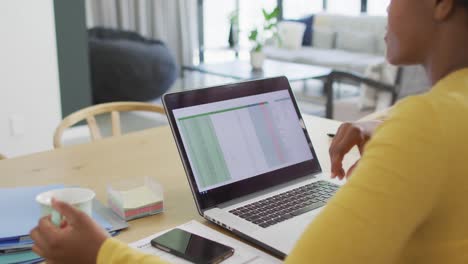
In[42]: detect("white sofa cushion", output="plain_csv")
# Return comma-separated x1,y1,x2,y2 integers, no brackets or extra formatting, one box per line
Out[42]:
278,21,306,50
297,48,385,74
264,46,385,74
312,28,336,49
263,46,299,62
314,13,387,55
336,30,376,54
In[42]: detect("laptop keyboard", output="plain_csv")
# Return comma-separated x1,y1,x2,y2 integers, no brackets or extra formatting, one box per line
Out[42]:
228,181,340,228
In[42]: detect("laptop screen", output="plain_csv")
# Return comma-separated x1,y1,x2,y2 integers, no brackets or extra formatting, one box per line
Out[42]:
163,77,322,211
173,90,313,193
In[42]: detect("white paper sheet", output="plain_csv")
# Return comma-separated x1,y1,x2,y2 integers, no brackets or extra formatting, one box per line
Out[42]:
129,220,282,264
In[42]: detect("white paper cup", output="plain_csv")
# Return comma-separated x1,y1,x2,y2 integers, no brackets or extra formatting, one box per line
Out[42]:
36,188,95,225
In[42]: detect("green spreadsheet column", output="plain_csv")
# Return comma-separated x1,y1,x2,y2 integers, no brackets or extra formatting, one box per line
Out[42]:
179,115,231,188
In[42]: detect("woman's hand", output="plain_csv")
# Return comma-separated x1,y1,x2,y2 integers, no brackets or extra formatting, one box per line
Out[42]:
30,198,109,264
329,120,382,180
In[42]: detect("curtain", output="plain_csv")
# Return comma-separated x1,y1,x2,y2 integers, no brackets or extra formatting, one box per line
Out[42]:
85,0,198,67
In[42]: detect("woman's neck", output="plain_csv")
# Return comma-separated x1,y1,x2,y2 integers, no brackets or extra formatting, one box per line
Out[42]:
423,14,468,85
424,54,468,85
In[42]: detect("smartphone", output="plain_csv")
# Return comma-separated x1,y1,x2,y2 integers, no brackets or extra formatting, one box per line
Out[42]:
150,228,235,264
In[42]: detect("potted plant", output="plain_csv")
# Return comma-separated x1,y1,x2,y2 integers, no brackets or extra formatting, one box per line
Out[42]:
248,7,280,70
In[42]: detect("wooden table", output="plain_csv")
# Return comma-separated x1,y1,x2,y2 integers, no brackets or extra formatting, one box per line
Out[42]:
0,115,359,245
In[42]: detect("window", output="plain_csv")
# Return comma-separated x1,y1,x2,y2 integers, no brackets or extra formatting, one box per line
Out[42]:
367,0,390,15
327,0,361,15
203,0,277,50
283,0,323,19
202,0,277,62
238,0,277,48
203,0,236,49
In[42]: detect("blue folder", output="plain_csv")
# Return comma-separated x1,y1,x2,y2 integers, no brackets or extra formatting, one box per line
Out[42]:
0,185,124,264
0,185,112,242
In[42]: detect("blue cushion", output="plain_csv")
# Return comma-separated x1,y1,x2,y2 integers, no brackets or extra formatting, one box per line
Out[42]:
283,15,314,46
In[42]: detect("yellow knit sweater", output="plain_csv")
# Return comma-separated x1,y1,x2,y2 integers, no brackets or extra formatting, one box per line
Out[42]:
286,68,468,263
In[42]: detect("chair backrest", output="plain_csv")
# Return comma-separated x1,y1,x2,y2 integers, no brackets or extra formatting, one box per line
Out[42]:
53,102,165,148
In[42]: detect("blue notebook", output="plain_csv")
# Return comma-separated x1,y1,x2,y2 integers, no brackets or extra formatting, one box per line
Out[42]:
0,185,112,242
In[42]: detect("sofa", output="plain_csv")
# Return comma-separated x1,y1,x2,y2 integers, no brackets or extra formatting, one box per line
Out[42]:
265,13,429,110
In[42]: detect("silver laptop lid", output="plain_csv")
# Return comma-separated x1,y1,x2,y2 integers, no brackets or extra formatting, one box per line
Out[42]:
163,77,322,215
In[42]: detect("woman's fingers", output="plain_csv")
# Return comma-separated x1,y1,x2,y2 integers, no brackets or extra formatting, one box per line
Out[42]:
329,124,348,178
329,123,362,178
51,198,83,226
36,216,61,245
32,244,47,259
30,224,54,259
336,168,346,180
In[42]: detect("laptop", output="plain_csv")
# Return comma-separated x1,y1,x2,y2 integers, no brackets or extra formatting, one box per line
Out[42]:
163,76,341,259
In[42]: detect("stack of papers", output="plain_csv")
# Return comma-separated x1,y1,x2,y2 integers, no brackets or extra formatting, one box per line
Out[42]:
0,185,128,264
130,220,282,264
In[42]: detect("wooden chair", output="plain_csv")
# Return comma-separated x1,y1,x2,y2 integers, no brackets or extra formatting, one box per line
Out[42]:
53,102,165,148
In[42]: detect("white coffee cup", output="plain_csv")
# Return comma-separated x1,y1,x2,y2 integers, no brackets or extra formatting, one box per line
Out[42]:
36,187,95,225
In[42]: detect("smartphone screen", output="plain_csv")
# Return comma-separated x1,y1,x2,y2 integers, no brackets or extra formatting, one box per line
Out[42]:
150,228,234,264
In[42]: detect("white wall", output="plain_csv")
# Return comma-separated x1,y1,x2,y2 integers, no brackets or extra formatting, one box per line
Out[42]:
0,0,61,157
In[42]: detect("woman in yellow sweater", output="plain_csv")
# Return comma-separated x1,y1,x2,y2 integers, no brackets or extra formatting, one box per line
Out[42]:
30,0,468,263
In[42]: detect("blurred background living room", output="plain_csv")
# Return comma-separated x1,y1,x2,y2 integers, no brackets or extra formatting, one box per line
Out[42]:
0,0,429,158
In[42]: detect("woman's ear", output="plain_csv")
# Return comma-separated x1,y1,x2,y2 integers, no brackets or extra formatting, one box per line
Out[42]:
434,0,456,21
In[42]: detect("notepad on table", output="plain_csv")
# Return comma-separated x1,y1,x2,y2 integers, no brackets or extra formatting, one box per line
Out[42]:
108,178,164,221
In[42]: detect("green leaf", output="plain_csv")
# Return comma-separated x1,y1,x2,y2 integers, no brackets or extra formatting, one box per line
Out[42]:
270,7,280,20
263,6,280,21
265,23,276,30
262,9,269,20
248,29,258,41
